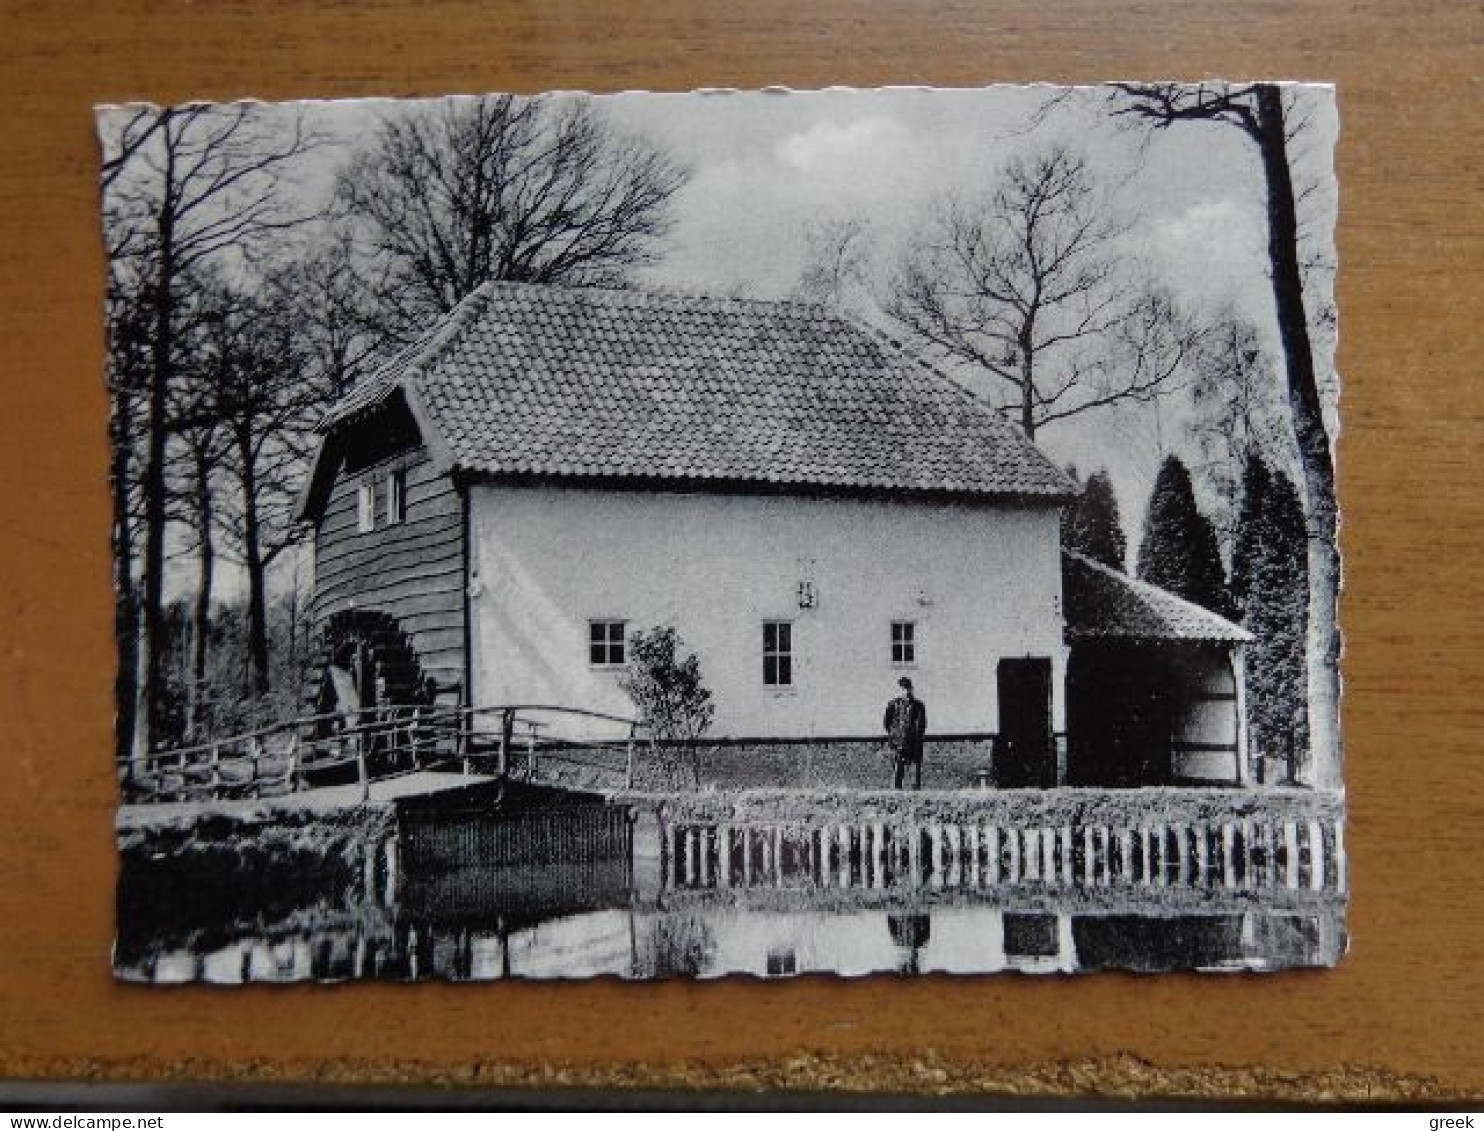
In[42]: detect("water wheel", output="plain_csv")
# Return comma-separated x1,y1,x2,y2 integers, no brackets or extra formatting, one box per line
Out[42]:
309,609,431,780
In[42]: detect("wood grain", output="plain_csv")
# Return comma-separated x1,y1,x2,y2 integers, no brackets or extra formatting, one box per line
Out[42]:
313,431,467,691
2,0,1481,1102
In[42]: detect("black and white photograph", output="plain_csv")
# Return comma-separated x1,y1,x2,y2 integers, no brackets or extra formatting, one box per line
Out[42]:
103,82,1345,983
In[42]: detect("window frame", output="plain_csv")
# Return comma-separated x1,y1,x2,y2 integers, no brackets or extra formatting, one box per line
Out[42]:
356,479,377,533
385,466,407,526
891,620,917,668
762,619,794,687
588,619,628,669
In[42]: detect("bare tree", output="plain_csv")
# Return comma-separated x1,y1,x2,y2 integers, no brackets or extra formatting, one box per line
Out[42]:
211,283,334,700
337,95,689,341
104,267,153,759
163,282,235,740
175,419,225,741
261,230,386,399
793,216,875,307
888,146,1201,439
1111,82,1341,786
102,102,319,762
1186,312,1296,548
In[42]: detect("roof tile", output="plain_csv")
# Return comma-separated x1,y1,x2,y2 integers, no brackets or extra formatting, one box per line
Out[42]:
1062,552,1250,644
323,281,1075,500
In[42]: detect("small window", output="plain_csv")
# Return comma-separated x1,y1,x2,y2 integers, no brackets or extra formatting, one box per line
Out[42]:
356,481,376,533
589,620,627,667
385,467,407,525
891,621,916,666
763,620,793,686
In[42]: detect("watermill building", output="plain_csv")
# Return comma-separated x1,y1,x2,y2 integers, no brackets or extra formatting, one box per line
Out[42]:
298,281,1251,788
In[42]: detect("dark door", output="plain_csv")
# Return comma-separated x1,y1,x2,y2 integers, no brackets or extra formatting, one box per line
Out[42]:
996,658,1055,787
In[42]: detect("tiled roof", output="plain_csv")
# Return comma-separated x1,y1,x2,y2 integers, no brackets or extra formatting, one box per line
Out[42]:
1062,552,1251,644
321,282,1074,500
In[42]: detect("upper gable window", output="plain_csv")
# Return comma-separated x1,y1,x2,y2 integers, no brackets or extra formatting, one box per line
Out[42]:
385,467,407,525
357,481,376,533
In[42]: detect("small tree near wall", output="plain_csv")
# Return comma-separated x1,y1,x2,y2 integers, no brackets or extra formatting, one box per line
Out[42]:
620,626,716,789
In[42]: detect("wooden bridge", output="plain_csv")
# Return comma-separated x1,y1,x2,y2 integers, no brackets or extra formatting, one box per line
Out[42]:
117,704,650,805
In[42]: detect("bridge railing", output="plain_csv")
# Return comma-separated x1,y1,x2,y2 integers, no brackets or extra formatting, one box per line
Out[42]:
118,704,651,805
447,704,650,789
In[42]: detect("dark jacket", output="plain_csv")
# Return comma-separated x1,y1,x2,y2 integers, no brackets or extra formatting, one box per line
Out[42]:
884,694,928,759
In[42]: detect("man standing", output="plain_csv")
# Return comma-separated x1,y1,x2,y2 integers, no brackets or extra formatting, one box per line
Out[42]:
884,677,928,790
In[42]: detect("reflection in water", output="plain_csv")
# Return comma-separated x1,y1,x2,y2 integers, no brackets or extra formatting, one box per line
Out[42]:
115,804,1347,983
887,913,930,974
650,913,718,978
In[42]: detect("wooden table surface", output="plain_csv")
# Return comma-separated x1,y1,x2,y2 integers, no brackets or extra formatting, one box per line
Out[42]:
2,0,1481,1104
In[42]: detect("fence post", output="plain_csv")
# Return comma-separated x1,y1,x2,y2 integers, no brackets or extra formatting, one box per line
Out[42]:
497,708,515,778
1333,818,1347,894
356,732,371,803
411,705,425,770
286,735,301,794
658,807,671,890
626,726,636,790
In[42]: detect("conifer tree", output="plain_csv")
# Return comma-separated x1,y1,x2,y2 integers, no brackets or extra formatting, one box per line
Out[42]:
1137,455,1233,617
1229,455,1274,617
1064,468,1128,572
1235,459,1310,780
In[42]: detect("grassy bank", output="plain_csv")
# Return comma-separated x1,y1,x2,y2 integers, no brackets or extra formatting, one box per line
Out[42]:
116,803,394,861
623,785,1345,829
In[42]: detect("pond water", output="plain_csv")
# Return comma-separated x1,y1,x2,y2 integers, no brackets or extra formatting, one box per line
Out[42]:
115,801,1346,982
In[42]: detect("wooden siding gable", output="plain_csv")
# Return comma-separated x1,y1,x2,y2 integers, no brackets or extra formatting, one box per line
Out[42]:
310,402,467,696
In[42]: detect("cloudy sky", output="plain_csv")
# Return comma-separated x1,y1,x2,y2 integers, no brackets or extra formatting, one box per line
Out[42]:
103,83,1339,583
609,86,1283,312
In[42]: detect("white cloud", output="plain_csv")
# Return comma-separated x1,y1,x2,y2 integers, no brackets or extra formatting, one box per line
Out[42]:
1146,197,1270,322
776,115,910,176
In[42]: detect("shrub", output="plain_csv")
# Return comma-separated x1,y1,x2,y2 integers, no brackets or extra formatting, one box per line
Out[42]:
619,626,715,789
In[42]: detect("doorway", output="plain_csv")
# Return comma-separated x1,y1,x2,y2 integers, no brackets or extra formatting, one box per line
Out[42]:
995,658,1055,787
1065,644,1174,787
